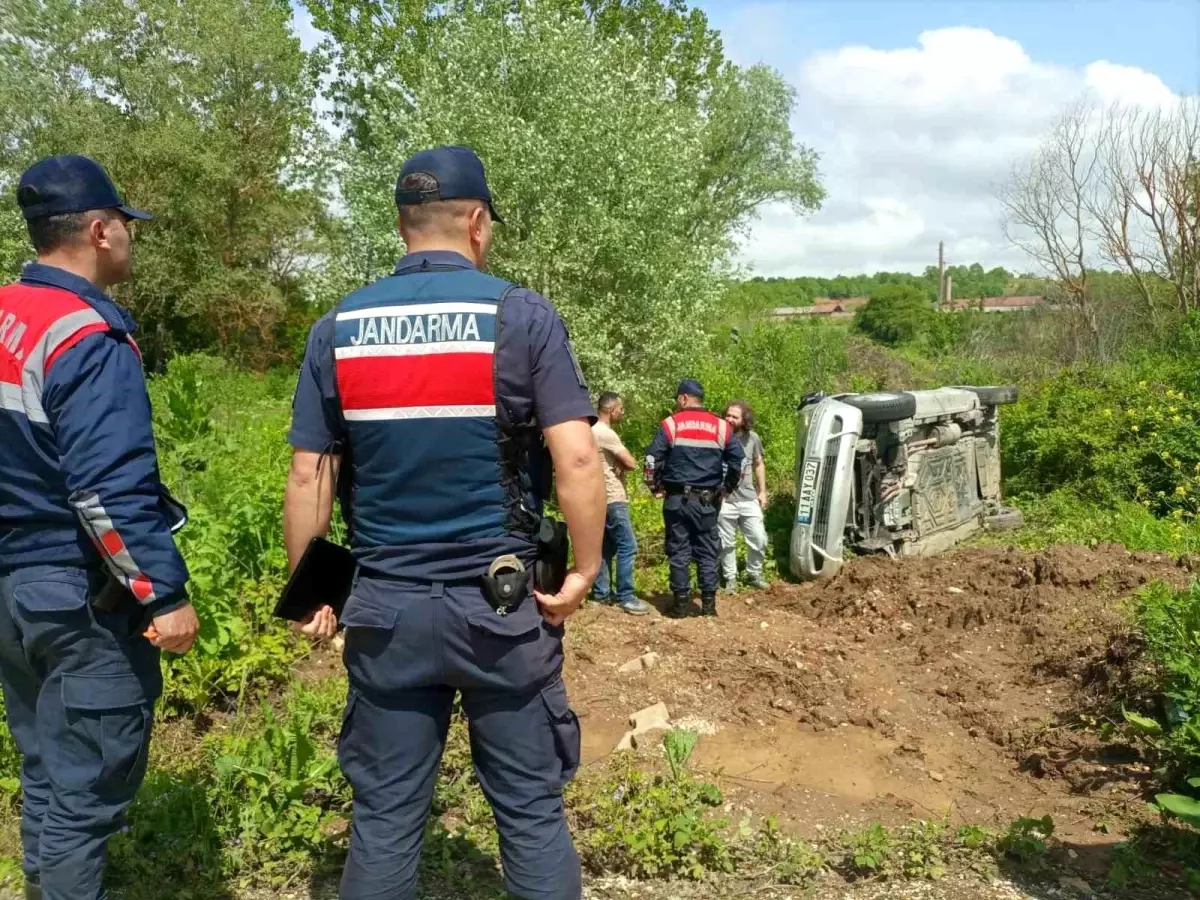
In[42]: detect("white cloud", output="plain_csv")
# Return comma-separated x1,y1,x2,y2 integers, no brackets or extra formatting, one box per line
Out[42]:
738,26,1180,278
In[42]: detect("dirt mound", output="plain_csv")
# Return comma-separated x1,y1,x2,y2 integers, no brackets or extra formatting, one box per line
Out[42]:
565,544,1188,849
775,544,1171,631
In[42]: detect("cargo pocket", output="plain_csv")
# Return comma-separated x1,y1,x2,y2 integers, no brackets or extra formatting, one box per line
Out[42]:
12,574,90,613
60,672,151,789
540,679,581,792
466,601,543,640
339,595,400,657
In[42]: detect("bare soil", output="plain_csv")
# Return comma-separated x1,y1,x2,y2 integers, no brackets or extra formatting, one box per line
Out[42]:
566,544,1190,885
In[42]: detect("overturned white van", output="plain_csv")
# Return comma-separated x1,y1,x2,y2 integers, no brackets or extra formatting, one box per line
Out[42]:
790,387,1023,580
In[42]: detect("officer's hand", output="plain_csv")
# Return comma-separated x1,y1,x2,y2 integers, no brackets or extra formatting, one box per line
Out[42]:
758,490,770,510
535,571,591,627
294,604,338,641
148,603,201,655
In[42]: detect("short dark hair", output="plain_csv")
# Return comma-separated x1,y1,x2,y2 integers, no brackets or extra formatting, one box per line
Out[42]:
397,172,485,233
725,400,754,430
25,209,108,254
597,391,621,413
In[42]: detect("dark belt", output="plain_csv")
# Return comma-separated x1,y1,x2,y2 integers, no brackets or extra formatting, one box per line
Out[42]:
664,484,721,504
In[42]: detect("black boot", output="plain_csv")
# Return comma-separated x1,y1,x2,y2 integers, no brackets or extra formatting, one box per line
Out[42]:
701,593,718,617
25,880,42,900
670,593,692,618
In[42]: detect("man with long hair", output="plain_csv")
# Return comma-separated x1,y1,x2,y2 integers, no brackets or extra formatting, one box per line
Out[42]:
720,400,769,590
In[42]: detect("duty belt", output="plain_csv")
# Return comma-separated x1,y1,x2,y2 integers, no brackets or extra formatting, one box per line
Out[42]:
664,484,721,504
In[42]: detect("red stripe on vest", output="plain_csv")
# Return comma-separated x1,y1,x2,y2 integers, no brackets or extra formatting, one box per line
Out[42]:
336,353,496,411
669,410,725,446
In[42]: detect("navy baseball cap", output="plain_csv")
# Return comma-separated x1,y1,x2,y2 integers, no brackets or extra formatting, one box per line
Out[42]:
676,379,705,399
395,146,503,223
17,155,152,222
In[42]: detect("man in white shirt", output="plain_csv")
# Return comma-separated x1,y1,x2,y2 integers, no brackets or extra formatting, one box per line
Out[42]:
591,393,651,615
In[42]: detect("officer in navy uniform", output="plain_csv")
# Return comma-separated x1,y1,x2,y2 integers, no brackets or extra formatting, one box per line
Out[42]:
644,379,743,618
284,146,606,900
0,155,200,900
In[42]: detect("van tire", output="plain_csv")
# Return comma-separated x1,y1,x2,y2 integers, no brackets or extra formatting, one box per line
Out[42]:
842,391,917,423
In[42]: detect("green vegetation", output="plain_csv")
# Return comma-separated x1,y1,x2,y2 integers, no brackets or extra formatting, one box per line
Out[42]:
726,263,1043,315
4,0,1200,895
853,283,945,349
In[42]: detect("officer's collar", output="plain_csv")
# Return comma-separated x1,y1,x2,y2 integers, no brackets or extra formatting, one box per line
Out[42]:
20,262,136,333
392,250,476,275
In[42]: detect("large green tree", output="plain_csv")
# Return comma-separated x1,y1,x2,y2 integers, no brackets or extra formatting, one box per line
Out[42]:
0,0,328,368
308,0,824,398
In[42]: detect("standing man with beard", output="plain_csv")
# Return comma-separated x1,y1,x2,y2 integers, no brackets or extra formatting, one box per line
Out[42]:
718,401,770,590
284,146,605,900
0,155,200,900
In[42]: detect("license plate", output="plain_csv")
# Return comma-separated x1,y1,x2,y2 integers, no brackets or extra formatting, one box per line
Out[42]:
796,458,820,525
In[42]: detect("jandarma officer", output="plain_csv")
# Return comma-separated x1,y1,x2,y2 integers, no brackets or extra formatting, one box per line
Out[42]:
644,378,744,618
284,145,606,900
0,155,200,900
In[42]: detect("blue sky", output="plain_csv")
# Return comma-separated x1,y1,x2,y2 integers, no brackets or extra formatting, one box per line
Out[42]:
291,0,1197,277
696,1,1198,93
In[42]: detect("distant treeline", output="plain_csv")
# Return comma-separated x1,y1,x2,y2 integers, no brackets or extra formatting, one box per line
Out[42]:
727,265,1054,312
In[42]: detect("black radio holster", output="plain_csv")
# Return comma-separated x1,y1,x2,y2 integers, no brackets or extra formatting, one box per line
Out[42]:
534,517,569,594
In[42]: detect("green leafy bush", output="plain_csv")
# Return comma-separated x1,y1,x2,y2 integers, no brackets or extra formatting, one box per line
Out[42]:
997,815,1055,863
571,747,732,880
1003,359,1200,517
150,356,309,711
840,823,894,877
853,285,944,349
208,703,349,875
742,817,825,886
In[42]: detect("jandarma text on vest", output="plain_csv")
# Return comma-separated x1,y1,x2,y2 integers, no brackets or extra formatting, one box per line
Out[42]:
348,311,483,346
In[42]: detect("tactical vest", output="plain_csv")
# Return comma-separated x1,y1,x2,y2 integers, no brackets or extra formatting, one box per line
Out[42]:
0,282,142,568
659,408,730,488
331,264,548,581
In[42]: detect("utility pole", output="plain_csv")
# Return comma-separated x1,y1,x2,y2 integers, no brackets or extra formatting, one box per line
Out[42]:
944,274,953,305
937,241,945,307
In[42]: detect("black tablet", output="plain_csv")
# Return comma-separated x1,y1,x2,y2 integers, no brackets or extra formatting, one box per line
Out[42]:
273,536,357,623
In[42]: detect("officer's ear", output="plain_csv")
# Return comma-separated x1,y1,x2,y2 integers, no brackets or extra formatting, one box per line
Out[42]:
88,211,118,251
467,204,490,242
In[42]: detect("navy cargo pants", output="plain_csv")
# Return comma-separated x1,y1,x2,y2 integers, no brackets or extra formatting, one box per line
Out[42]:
663,494,721,598
337,574,582,900
0,565,160,900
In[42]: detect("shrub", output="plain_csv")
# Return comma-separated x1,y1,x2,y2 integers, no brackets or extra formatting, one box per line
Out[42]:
853,284,940,348
571,734,733,880
1003,358,1200,518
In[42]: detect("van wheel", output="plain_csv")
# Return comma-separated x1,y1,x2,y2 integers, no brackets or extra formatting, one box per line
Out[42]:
985,507,1024,531
958,385,1019,406
842,391,917,423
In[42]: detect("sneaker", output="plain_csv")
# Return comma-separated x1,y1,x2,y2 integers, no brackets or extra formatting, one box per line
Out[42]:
719,578,738,593
747,575,769,590
591,593,614,605
617,596,652,616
